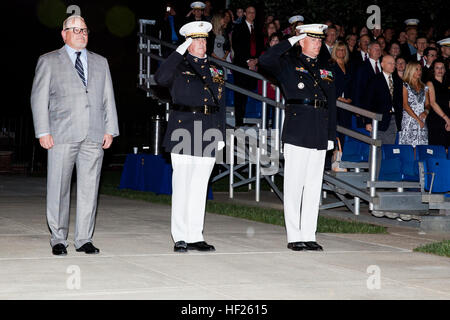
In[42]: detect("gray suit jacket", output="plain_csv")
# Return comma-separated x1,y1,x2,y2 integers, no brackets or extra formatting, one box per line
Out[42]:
31,46,119,144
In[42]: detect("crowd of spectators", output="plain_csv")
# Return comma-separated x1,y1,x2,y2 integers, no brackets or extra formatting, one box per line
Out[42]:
158,2,450,149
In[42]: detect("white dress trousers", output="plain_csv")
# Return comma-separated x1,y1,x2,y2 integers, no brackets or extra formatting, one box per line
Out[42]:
283,143,326,242
170,153,216,243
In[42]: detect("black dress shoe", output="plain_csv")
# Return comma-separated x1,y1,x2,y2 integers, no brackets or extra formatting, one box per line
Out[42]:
52,243,67,256
305,241,323,251
287,242,308,251
76,242,100,254
174,241,188,253
187,241,215,251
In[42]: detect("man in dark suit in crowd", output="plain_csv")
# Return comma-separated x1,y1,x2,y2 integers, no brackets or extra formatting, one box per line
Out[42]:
365,55,403,176
350,34,370,67
352,41,382,126
231,5,264,126
409,35,428,64
365,55,403,144
319,25,337,63
400,21,419,58
422,47,438,82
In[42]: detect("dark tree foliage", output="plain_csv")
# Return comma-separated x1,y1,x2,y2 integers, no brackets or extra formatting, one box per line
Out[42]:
230,0,449,35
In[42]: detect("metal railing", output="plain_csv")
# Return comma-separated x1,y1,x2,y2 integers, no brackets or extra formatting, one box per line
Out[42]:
137,19,383,215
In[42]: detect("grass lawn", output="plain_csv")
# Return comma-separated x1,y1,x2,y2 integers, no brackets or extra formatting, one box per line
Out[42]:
100,170,387,234
413,240,450,258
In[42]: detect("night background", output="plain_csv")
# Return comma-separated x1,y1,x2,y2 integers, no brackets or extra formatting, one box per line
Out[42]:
2,0,448,172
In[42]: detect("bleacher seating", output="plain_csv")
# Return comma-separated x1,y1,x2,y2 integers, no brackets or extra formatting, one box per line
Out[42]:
379,144,418,181
422,158,450,193
416,145,447,161
341,128,370,162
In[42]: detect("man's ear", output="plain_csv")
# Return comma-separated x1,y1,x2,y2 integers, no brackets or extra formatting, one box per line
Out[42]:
61,30,66,43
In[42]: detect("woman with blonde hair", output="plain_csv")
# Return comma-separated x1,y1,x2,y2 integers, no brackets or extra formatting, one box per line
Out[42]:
207,12,230,60
330,41,353,149
398,61,430,147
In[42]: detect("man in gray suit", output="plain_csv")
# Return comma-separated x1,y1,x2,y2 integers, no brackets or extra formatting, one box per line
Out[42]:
31,15,119,255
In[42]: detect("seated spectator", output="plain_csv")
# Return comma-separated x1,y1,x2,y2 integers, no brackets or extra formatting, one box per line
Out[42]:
425,59,450,148
395,56,407,80
207,12,231,61
422,47,438,82
399,61,429,148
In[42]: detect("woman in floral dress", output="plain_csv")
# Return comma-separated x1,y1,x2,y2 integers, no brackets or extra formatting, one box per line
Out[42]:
399,61,430,147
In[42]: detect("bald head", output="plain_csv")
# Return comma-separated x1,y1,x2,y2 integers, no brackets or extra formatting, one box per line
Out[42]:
381,55,395,74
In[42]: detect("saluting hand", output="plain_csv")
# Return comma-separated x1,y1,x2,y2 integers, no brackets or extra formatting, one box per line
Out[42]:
288,34,306,46
176,37,193,55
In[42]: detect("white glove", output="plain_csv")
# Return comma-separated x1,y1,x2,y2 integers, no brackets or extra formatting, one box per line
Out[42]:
327,140,334,151
288,34,306,46
176,37,193,55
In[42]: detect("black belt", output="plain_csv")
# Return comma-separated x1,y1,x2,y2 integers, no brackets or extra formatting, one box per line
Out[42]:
172,104,219,115
286,99,328,109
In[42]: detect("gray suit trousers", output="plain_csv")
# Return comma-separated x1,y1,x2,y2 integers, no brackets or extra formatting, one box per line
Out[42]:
47,139,104,249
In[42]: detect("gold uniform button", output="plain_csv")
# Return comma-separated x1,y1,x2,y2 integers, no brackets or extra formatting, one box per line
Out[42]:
294,113,297,116
315,94,318,97
204,98,208,102
178,120,182,123
202,76,206,79
201,65,205,69
312,64,315,67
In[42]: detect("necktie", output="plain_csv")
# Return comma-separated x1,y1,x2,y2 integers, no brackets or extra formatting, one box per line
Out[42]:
364,52,368,61
375,61,380,74
388,75,394,98
75,52,86,87
420,55,425,67
250,24,257,57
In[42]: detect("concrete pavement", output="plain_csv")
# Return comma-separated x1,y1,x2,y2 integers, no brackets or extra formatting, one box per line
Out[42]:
0,175,449,300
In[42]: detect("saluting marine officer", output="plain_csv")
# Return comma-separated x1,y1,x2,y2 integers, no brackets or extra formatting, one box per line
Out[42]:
155,21,225,253
259,24,336,251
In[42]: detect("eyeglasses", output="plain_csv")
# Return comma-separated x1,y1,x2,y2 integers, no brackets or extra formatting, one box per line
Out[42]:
64,27,90,35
